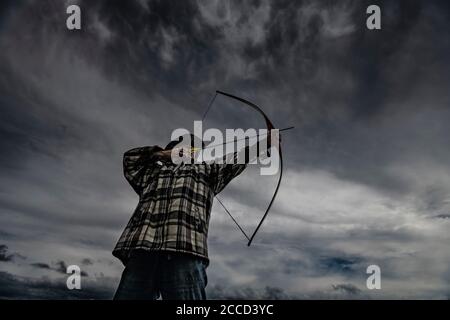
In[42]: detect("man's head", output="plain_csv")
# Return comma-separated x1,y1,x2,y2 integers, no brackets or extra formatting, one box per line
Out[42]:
165,133,205,161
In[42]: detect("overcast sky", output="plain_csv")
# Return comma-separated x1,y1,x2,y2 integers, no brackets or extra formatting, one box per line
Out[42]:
0,0,449,299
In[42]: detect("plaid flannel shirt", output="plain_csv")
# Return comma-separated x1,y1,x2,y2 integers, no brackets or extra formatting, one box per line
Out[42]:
112,146,247,265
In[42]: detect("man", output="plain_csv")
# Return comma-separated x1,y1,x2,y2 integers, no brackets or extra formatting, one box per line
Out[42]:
113,133,270,300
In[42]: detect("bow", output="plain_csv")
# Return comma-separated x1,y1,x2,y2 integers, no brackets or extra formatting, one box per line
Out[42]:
202,90,283,246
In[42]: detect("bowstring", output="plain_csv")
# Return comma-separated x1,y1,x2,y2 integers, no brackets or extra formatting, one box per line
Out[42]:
202,92,217,121
216,197,250,241
201,91,250,241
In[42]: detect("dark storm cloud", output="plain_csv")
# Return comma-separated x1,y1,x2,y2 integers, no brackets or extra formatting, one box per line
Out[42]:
319,256,362,275
0,271,113,299
207,283,368,299
54,260,69,274
0,245,15,262
2,0,449,193
0,0,449,299
30,263,52,270
64,0,450,197
2,0,221,111
331,283,361,296
0,245,24,262
29,257,91,277
0,269,366,299
0,0,19,28
51,261,88,277
207,284,292,300
81,258,93,266
433,214,450,220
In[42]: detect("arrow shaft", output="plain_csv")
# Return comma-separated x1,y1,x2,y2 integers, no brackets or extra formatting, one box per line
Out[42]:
200,126,294,150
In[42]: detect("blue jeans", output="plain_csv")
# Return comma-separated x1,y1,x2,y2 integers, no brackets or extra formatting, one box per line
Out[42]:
113,250,208,300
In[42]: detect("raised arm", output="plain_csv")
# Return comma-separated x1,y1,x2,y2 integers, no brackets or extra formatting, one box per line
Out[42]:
123,146,162,194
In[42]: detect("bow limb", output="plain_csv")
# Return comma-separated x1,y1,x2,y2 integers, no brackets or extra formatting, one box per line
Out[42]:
247,139,282,246
212,90,282,246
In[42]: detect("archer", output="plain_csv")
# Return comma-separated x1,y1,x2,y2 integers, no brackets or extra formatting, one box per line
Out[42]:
112,131,274,300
